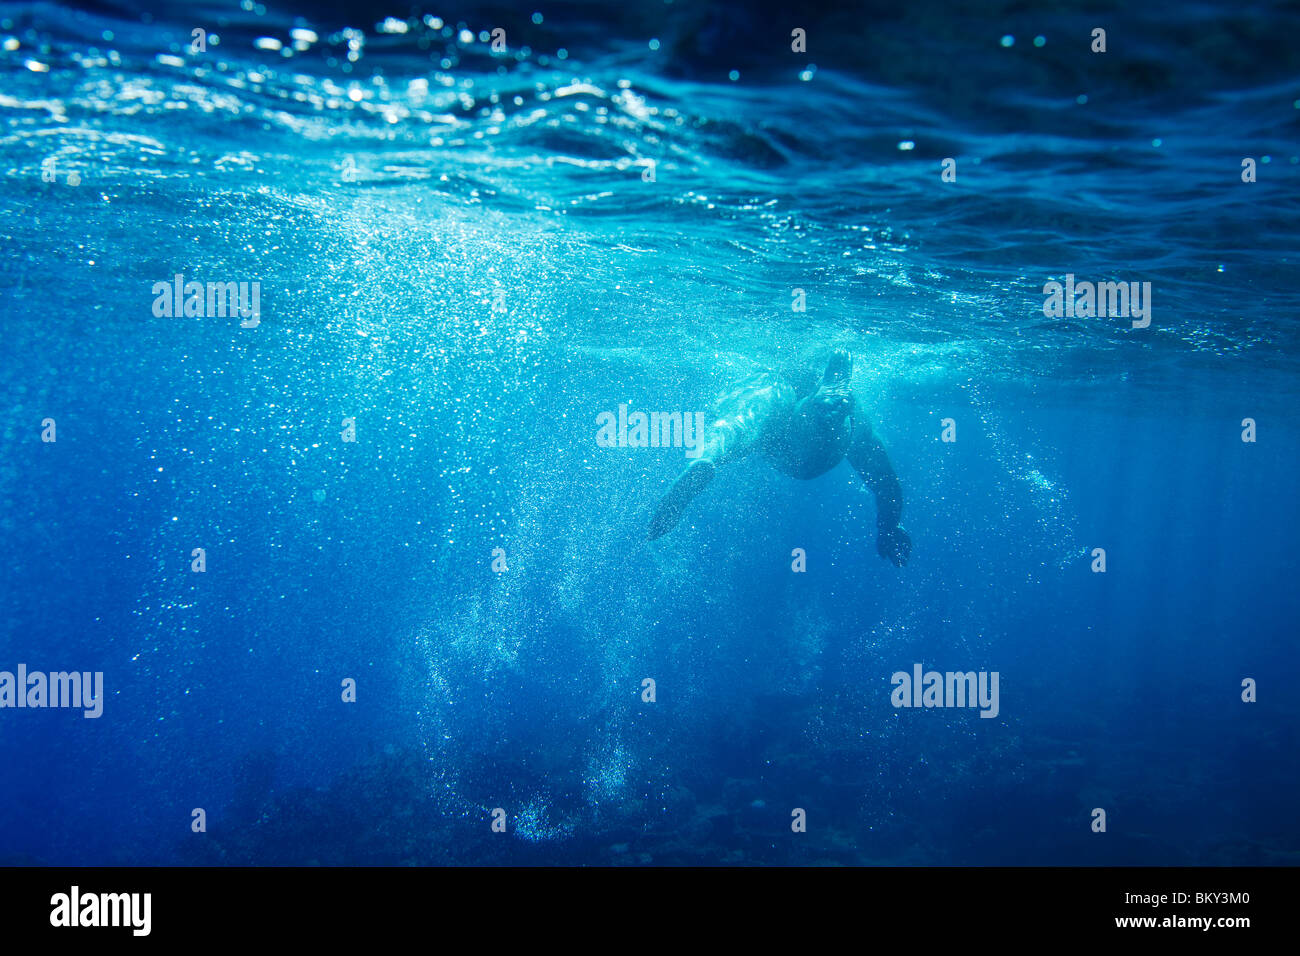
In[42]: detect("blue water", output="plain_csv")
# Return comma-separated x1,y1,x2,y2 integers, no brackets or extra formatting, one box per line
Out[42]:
1,0,1298,865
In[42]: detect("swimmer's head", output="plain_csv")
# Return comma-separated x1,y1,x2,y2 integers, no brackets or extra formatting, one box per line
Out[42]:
821,349,853,388
809,386,853,419
814,349,854,416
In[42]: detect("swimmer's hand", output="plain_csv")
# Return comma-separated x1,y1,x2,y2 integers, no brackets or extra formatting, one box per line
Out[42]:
877,524,911,567
647,500,681,541
647,459,715,541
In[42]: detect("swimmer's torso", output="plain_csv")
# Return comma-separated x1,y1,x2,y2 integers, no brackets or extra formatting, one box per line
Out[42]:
708,373,856,479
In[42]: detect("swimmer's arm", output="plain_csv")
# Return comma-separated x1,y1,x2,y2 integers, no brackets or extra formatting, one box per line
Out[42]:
848,423,902,527
647,421,748,541
848,422,910,566
647,458,715,541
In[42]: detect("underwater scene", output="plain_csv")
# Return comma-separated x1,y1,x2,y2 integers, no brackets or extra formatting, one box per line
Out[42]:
1,0,1298,866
